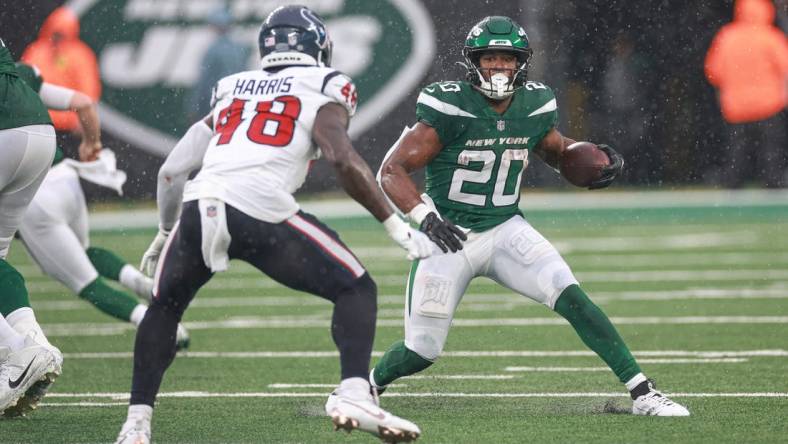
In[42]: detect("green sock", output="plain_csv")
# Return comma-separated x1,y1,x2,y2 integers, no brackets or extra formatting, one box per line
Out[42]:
554,284,641,383
86,247,127,281
0,259,31,315
78,278,139,321
372,340,434,387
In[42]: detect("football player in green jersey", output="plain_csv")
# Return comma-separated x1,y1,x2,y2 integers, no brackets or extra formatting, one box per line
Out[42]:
370,16,690,416
0,39,62,416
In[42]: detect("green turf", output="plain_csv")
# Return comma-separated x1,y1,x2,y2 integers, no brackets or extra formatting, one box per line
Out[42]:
2,202,787,443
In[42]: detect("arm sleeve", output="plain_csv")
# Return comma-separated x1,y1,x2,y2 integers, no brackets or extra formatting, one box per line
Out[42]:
39,82,76,110
157,121,213,231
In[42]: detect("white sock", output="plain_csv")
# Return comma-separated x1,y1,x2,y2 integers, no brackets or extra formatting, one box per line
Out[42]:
339,376,370,397
120,264,153,301
130,304,148,327
0,313,25,351
126,404,153,422
625,372,648,392
6,307,53,349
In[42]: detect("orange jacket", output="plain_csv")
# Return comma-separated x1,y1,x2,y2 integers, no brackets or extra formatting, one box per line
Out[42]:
21,7,101,131
705,0,788,123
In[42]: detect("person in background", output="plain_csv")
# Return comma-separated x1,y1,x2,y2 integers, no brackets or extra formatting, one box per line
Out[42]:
21,6,101,157
184,7,250,124
705,0,788,188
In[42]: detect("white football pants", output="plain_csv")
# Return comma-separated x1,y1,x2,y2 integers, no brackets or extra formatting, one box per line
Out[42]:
404,215,578,360
18,163,98,293
0,124,56,259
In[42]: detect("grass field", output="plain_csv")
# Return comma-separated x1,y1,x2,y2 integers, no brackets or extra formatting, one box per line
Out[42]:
2,192,788,443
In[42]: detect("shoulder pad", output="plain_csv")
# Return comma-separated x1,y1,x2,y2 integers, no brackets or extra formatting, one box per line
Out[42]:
321,71,357,116
417,81,478,119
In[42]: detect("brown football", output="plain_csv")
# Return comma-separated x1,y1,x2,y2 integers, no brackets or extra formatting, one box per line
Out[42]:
558,142,610,187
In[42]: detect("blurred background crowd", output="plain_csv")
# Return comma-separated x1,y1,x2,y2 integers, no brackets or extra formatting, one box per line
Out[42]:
1,0,786,199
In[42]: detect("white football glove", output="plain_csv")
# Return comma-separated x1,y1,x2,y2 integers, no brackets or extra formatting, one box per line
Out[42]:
383,214,435,260
140,228,170,277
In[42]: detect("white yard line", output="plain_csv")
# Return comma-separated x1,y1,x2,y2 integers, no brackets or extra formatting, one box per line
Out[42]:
21,267,788,294
504,358,747,372
31,287,788,312
41,391,788,401
61,349,788,359
41,315,788,337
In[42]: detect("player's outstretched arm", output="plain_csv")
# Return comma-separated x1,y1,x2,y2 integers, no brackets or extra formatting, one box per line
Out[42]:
140,115,213,276
313,103,433,260
378,122,467,253
39,82,102,161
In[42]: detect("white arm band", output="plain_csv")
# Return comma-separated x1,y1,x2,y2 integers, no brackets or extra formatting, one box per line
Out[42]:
407,203,431,225
39,82,76,110
382,213,409,238
157,121,213,231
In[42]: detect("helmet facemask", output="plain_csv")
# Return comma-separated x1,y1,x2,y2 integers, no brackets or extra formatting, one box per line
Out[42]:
463,48,532,100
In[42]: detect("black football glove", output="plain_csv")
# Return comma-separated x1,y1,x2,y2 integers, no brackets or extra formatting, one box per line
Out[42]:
419,212,467,253
588,144,624,190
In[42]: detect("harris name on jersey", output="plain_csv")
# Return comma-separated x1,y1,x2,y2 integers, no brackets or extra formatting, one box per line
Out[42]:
230,75,294,97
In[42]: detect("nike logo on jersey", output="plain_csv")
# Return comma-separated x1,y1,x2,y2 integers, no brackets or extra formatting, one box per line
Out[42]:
8,357,36,389
425,86,435,93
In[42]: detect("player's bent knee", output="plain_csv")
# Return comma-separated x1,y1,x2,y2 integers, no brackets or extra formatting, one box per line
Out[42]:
351,272,377,298
406,332,444,361
536,257,578,308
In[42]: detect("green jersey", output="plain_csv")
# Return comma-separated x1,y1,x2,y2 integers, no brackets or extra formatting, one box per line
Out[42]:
12,61,64,165
0,40,51,130
416,80,557,231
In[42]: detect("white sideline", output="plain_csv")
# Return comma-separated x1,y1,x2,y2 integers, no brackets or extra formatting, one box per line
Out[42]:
86,189,788,230
60,349,788,359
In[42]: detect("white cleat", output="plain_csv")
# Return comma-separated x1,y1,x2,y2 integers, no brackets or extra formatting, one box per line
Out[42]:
115,418,151,444
326,378,420,443
175,323,190,351
0,334,61,417
632,381,690,416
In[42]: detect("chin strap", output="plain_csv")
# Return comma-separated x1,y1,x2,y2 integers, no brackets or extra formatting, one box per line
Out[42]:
489,73,509,97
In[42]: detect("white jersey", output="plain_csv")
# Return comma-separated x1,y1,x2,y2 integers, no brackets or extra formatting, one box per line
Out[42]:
183,66,358,223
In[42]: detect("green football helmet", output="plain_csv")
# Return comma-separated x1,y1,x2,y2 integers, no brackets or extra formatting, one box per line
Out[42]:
463,16,533,100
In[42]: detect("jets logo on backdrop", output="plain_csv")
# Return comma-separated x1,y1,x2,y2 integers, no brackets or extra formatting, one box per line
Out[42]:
69,0,435,156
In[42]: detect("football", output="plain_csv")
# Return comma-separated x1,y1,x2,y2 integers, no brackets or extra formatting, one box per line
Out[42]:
558,141,610,187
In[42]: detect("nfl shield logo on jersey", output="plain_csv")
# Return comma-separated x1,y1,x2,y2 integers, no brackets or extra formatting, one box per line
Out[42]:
207,206,217,218
497,120,506,131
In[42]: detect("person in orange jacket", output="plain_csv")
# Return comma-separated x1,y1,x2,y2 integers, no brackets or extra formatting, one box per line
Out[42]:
705,0,788,188
21,6,101,138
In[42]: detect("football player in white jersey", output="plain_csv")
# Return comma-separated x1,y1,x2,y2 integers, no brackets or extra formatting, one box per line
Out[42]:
116,6,434,444
13,62,190,352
